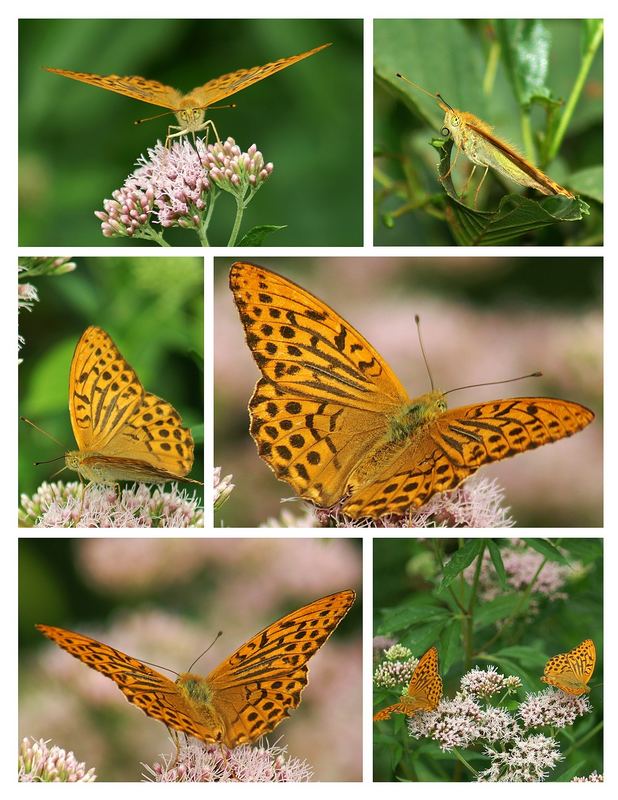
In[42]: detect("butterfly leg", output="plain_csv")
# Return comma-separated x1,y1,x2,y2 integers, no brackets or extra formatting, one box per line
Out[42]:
442,142,461,181
473,166,489,208
460,165,477,200
164,125,189,150
197,119,221,145
167,727,181,768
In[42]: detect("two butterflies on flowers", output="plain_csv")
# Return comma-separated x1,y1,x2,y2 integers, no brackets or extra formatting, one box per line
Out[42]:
373,639,598,722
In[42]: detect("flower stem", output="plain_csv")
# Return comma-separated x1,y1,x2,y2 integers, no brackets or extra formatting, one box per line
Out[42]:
135,227,171,247
546,20,603,163
227,195,245,247
451,748,478,777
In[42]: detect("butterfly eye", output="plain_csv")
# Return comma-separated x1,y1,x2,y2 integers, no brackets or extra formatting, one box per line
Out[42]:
441,126,450,137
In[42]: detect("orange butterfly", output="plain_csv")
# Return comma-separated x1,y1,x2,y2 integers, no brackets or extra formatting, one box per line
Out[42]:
540,639,596,695
374,646,443,721
63,326,201,487
230,261,595,520
46,43,330,143
36,590,355,756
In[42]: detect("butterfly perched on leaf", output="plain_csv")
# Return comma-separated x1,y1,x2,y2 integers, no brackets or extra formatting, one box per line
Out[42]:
36,590,355,754
229,261,594,521
541,639,596,695
63,326,201,486
45,43,330,140
374,646,442,721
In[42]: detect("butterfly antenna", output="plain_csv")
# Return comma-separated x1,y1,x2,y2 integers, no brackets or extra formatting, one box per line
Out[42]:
197,102,237,112
396,73,455,114
444,372,542,397
187,631,223,673
134,109,176,126
414,315,435,391
396,72,438,100
21,416,67,449
436,93,455,113
134,659,181,678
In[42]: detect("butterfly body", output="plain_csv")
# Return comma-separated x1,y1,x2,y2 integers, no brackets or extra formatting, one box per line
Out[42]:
36,589,354,751
541,638,596,695
64,326,201,487
373,646,443,722
440,107,575,198
230,262,594,520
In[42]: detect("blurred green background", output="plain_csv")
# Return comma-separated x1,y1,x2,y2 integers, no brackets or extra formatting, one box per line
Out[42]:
214,257,602,527
19,18,363,247
19,537,362,781
373,538,603,781
18,256,204,501
374,19,603,245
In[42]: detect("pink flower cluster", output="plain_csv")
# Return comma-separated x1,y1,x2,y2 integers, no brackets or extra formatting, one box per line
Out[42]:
518,689,592,728
19,481,203,528
478,734,563,782
465,539,580,604
144,741,313,783
18,737,96,782
95,136,273,240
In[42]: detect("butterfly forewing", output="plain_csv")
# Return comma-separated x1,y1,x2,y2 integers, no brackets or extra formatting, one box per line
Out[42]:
69,326,145,452
35,624,213,742
68,326,198,483
230,262,409,507
344,397,595,518
205,589,355,745
45,69,183,109
189,43,331,108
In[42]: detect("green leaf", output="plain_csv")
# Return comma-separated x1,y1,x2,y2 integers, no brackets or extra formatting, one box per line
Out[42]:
496,20,552,105
568,166,603,204
522,538,569,565
474,593,523,627
376,602,449,635
237,224,286,246
493,645,544,667
439,539,483,590
433,140,589,244
556,760,587,782
559,538,603,563
486,540,508,591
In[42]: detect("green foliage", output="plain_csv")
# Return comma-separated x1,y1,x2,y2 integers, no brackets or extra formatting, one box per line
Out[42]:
19,19,363,247
18,256,204,500
373,538,603,782
237,224,287,246
374,19,603,245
